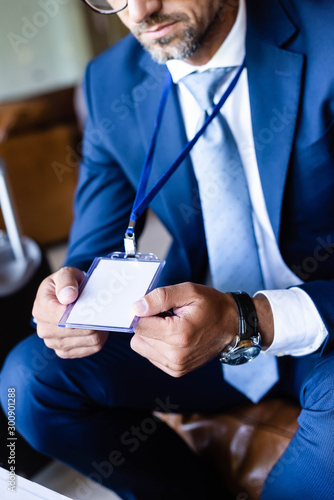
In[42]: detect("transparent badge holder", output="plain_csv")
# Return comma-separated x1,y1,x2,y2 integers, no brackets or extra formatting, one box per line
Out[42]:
59,252,165,333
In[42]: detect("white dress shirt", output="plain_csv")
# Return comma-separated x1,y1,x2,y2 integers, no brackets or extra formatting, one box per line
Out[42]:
166,0,327,357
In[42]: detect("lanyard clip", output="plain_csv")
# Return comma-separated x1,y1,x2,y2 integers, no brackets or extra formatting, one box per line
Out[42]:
124,220,136,257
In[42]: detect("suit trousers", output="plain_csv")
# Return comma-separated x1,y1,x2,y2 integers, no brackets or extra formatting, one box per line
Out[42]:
0,331,333,499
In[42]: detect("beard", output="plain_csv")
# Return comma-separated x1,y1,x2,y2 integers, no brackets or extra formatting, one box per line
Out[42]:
132,6,225,64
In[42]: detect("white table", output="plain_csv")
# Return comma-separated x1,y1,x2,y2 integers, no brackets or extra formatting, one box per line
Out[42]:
0,467,71,500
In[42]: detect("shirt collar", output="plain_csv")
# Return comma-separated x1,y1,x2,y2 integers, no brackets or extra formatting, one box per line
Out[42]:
166,0,246,83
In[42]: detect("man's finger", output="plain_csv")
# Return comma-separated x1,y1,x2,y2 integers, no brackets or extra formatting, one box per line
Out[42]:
135,315,172,336
43,331,108,351
131,336,193,378
32,267,86,325
132,282,197,318
55,267,85,305
131,334,178,370
36,321,96,340
54,344,106,359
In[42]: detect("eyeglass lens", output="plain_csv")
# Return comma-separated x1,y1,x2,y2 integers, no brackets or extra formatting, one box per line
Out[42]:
85,0,127,14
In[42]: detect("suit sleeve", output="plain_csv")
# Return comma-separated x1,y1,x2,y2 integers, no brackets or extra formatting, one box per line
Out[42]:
64,62,139,271
298,280,334,355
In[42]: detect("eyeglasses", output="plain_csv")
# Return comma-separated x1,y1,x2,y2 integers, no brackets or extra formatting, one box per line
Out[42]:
81,0,128,15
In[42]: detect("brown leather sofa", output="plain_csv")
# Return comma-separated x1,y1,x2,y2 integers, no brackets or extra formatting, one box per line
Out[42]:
158,397,300,499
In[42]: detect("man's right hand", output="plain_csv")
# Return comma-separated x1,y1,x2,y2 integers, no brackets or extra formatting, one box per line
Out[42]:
32,267,109,359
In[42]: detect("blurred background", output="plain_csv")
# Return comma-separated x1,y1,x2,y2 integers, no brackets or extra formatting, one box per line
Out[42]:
1,0,128,101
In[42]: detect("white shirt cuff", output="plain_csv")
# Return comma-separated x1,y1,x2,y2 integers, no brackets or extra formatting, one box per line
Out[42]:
255,287,328,357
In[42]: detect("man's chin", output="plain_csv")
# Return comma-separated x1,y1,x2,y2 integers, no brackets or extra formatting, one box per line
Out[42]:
138,36,199,64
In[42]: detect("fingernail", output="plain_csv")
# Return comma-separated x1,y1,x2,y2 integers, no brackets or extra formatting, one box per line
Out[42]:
132,298,148,315
58,286,77,303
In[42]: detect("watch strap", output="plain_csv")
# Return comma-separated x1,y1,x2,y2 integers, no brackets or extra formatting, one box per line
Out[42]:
227,291,258,340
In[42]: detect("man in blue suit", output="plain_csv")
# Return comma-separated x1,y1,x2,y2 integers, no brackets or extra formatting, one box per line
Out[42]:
1,0,334,498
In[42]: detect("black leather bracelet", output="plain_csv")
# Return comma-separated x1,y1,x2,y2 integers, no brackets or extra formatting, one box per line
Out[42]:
227,291,258,340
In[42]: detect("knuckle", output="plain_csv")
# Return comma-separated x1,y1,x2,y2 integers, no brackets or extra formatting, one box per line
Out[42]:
90,333,102,346
129,334,137,348
154,287,169,310
58,266,71,277
169,369,186,378
91,344,103,354
81,329,94,336
61,339,74,352
168,349,185,367
36,324,45,339
31,301,38,320
38,275,51,292
56,267,77,288
55,350,69,359
43,338,53,349
53,338,65,351
183,281,193,291
184,281,199,297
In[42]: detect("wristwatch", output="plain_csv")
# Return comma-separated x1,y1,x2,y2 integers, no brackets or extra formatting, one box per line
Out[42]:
219,291,261,366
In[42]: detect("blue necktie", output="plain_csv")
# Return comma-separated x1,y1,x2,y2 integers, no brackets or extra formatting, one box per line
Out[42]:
180,68,279,402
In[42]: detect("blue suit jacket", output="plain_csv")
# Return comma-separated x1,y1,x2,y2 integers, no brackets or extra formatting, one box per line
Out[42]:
65,0,334,352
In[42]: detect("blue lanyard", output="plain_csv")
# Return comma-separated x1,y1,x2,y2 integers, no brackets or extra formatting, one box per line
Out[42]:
124,57,246,255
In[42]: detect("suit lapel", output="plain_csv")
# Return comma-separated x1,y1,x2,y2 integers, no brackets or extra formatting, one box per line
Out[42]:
246,0,304,241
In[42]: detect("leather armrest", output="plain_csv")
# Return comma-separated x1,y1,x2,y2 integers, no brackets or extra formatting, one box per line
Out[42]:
156,398,300,499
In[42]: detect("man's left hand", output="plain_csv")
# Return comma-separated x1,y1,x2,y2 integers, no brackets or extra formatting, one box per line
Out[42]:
131,282,238,377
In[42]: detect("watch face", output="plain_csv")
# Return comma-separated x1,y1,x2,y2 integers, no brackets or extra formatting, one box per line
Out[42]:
226,345,261,366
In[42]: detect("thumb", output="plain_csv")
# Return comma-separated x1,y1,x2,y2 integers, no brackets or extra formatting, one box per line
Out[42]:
132,284,192,317
55,267,85,305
